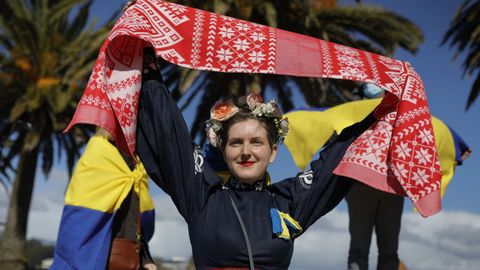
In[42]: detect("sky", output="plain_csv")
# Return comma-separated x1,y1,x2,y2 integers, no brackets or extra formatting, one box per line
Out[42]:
1,0,480,269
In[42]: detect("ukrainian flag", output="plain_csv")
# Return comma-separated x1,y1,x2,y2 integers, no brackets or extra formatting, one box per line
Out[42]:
51,136,155,270
284,99,467,198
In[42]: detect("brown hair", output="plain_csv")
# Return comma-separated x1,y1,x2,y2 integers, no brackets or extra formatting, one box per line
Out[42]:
219,108,278,149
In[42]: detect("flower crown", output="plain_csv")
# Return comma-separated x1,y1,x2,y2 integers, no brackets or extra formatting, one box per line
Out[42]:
205,93,289,147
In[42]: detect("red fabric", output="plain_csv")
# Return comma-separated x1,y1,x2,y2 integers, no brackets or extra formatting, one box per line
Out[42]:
65,0,441,217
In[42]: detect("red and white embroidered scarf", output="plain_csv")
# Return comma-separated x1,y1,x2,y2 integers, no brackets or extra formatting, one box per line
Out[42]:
65,0,441,217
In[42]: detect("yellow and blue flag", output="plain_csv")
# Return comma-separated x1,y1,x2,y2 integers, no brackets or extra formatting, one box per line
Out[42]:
284,99,469,198
51,136,155,270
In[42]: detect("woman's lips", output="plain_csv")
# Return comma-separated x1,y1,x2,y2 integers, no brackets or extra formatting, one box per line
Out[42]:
239,161,255,167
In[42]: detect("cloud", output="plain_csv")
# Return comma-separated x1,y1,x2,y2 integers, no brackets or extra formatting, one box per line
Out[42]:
27,199,64,241
289,210,480,270
398,211,480,270
153,195,186,223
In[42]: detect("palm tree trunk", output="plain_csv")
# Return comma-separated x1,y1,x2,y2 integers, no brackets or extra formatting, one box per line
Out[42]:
0,147,39,270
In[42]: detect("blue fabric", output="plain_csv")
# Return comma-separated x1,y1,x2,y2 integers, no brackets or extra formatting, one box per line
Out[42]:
270,208,283,235
203,143,228,171
284,219,301,235
447,125,470,165
51,205,114,270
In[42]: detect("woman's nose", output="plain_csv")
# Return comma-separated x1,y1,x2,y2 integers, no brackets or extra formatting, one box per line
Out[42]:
241,144,251,157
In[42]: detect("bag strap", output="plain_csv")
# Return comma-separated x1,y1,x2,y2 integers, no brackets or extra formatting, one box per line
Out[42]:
227,190,255,270
135,209,141,244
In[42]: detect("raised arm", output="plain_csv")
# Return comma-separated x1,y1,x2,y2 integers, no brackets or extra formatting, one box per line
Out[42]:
270,113,377,233
136,49,220,221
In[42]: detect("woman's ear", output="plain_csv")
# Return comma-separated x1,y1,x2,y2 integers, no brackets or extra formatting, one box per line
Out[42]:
269,144,278,163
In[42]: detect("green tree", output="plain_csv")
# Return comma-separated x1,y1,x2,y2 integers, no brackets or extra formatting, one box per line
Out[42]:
443,0,480,110
0,1,117,269
164,0,423,141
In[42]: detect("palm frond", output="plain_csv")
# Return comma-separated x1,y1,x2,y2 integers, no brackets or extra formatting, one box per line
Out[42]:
466,70,480,109
443,0,480,109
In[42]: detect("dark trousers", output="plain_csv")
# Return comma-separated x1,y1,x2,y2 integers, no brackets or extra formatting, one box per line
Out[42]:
346,183,404,270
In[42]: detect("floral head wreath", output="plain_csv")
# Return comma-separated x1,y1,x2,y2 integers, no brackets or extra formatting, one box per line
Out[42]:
205,93,289,147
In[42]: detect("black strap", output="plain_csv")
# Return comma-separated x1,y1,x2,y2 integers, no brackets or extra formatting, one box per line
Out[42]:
227,190,255,270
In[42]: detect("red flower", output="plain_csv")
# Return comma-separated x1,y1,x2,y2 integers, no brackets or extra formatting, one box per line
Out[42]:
210,100,240,121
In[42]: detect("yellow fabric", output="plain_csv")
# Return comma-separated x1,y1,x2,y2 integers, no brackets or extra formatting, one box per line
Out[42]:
279,211,302,237
65,135,154,213
276,213,291,240
431,117,456,197
284,99,457,198
275,210,303,240
284,99,381,171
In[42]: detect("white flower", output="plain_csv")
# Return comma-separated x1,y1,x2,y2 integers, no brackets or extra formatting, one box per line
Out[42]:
231,60,248,71
236,23,250,31
248,50,266,63
395,142,412,160
412,168,429,186
250,32,266,42
233,38,251,51
394,163,409,179
414,147,433,165
216,47,234,62
418,128,433,144
207,127,220,147
205,120,223,147
219,26,235,39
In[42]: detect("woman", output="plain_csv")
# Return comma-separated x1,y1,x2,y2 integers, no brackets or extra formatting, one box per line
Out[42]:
136,48,377,270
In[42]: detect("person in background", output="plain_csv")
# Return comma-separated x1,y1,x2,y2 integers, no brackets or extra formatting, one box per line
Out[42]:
346,83,472,270
346,83,403,270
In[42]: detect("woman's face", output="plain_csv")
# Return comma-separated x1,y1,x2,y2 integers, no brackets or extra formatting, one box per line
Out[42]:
223,119,278,184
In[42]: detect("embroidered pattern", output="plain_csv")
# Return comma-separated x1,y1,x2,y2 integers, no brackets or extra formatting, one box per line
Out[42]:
67,0,441,216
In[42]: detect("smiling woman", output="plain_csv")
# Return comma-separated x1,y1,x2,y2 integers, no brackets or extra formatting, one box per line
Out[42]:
135,47,378,270
223,118,278,184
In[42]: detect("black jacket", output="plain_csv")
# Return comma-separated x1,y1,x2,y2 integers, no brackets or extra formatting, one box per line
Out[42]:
136,74,375,269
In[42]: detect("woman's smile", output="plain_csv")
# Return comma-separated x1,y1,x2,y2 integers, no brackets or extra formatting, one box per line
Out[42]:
238,161,255,167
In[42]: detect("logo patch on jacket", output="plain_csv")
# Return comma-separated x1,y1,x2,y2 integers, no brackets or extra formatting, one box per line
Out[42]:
299,170,313,189
193,145,204,174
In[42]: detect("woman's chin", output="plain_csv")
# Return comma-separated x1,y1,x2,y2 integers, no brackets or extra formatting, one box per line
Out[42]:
234,172,264,184
229,164,267,184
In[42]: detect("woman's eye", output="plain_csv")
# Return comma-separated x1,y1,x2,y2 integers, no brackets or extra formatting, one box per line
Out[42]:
229,140,242,146
252,139,263,145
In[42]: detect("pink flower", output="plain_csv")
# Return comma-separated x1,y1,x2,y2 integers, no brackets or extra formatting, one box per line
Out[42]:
269,102,282,119
246,93,264,109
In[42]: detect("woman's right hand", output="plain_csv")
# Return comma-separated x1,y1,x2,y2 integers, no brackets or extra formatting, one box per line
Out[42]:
123,0,137,13
143,263,157,270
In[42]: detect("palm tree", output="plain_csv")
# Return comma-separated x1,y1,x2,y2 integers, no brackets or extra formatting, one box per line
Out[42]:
163,0,424,142
442,0,480,110
0,1,118,269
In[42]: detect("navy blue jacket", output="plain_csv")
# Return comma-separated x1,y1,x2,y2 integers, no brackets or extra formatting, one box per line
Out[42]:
136,78,376,269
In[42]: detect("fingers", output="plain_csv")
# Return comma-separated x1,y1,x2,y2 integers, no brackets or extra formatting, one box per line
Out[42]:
123,0,137,13
143,263,157,270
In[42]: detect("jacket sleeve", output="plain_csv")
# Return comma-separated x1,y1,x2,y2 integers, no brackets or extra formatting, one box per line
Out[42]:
269,113,377,234
136,79,221,222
